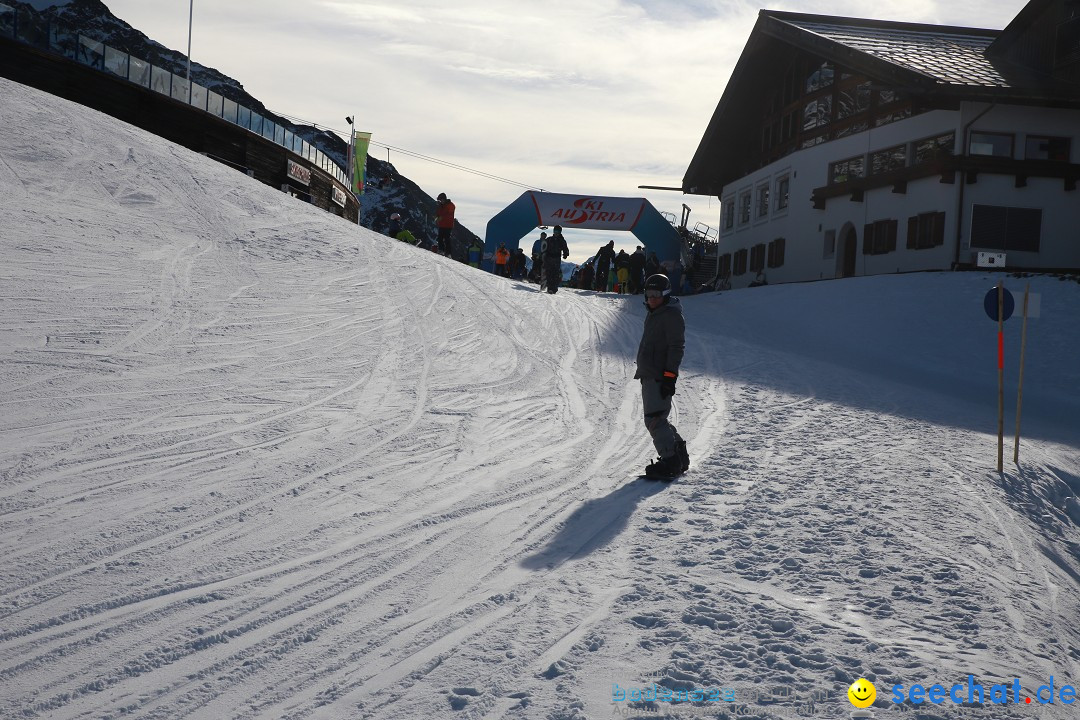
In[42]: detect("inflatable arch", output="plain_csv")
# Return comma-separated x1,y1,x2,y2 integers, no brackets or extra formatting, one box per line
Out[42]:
484,191,684,263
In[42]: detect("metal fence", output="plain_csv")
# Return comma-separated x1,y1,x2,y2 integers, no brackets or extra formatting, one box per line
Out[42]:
0,3,350,189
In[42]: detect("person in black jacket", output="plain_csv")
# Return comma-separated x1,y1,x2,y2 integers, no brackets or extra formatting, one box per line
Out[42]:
543,226,570,294
634,273,689,479
629,247,646,294
594,241,616,291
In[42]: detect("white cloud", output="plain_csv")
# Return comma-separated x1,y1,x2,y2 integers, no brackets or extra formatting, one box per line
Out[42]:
101,0,1020,262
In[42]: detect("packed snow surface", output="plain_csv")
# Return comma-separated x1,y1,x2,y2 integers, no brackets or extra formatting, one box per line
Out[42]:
2,77,1080,719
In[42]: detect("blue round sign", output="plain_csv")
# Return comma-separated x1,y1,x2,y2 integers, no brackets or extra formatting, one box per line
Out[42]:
984,286,1015,322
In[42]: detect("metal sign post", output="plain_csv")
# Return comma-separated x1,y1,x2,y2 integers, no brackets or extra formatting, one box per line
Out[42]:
1014,283,1031,464
983,283,1014,473
997,282,1004,473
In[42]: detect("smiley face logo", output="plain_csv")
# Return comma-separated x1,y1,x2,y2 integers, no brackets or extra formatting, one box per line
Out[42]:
848,678,876,708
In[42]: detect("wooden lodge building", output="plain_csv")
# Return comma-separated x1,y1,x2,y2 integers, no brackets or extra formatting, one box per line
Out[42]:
683,0,1080,288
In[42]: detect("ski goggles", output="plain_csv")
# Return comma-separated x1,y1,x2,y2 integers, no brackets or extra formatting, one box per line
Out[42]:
644,289,666,299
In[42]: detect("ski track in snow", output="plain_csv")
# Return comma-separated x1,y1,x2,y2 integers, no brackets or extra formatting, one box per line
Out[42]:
2,77,1080,720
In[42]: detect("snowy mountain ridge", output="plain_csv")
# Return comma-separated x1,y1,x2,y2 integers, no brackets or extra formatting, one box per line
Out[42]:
1,77,1080,719
8,0,481,249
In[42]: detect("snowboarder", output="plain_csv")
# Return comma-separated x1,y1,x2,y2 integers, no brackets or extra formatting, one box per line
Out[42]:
594,241,615,291
531,232,546,283
635,274,689,479
435,192,455,256
543,225,569,294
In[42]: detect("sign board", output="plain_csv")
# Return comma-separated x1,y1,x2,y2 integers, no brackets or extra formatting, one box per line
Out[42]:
287,159,311,186
531,193,647,231
331,185,347,208
977,252,1006,268
984,286,1015,322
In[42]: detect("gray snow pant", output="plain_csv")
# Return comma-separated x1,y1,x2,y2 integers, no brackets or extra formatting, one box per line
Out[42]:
641,378,682,459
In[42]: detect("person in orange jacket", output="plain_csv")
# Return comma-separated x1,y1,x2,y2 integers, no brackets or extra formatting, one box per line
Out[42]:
435,192,456,256
493,242,511,277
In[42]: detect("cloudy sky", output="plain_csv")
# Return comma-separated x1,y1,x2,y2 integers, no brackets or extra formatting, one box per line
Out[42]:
98,0,1020,262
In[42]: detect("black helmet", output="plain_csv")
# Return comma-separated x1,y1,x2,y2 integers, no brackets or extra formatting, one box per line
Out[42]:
644,274,671,297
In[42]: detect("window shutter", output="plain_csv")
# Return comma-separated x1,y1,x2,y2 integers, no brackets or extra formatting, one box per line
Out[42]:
907,216,918,249
887,219,898,252
933,211,945,246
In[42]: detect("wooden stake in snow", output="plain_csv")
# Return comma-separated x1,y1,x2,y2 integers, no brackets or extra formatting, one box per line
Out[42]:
1014,283,1030,464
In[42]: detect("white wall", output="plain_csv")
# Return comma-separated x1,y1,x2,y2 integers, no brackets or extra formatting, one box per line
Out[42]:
715,103,1080,288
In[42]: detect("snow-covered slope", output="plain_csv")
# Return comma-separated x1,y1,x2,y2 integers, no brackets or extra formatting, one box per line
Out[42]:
2,77,1080,720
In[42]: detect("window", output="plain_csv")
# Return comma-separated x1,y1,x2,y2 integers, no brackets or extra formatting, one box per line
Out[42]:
970,205,1042,253
767,238,786,268
830,156,865,184
913,133,955,164
969,132,1014,158
719,253,732,278
805,61,835,93
862,219,898,255
906,212,946,250
756,186,770,218
723,197,735,230
1025,136,1071,161
823,229,836,259
775,176,790,210
803,96,832,131
738,192,752,224
870,145,906,175
837,82,871,119
733,248,749,276
750,244,767,272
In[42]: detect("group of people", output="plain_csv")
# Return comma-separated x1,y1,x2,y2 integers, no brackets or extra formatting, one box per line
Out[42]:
385,191,458,255
571,242,661,294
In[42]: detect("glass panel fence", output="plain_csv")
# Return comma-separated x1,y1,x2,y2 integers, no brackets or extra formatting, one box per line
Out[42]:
4,13,351,191
190,82,207,111
170,74,189,103
222,98,237,124
0,4,13,39
78,36,104,69
103,45,127,78
207,90,223,117
150,64,171,95
49,24,77,58
129,56,150,87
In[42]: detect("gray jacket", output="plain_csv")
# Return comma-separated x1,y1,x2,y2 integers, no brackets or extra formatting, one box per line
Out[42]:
634,296,685,380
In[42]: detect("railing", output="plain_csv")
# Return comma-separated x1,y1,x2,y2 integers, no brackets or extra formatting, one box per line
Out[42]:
0,3,350,190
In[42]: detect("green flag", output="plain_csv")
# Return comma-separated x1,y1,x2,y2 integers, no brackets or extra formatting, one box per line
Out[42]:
352,131,371,195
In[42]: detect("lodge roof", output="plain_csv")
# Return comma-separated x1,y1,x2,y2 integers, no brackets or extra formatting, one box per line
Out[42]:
684,1,1080,196
770,13,1006,88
